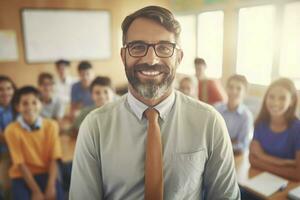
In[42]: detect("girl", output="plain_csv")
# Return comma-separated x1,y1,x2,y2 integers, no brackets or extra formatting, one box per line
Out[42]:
249,78,300,181
0,75,17,199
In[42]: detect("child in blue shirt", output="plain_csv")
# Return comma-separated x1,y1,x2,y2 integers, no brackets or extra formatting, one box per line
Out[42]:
249,78,300,181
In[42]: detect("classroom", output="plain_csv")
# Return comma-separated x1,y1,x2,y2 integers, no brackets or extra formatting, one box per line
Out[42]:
0,0,300,199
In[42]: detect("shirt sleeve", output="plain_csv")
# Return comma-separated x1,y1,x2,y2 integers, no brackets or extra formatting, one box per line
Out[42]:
4,124,25,165
233,111,254,152
55,99,65,119
203,112,241,199
69,115,104,200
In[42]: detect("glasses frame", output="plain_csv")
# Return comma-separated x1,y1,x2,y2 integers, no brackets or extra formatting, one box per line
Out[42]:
124,41,180,58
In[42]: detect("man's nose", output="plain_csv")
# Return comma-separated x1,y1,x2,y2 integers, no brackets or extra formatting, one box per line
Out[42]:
141,46,160,66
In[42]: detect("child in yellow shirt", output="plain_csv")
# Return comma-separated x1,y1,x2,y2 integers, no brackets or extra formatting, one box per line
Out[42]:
5,86,63,200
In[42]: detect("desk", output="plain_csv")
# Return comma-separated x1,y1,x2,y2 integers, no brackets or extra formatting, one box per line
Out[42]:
234,152,300,200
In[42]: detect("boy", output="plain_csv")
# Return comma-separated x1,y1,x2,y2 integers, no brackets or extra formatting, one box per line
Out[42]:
38,72,65,121
178,76,196,97
72,76,114,136
70,61,94,119
215,74,253,154
4,86,63,200
54,59,75,113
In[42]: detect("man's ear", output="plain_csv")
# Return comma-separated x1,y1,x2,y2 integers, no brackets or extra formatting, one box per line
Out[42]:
120,48,126,66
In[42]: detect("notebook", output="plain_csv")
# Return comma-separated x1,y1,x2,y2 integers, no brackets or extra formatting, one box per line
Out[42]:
242,172,288,197
288,186,300,200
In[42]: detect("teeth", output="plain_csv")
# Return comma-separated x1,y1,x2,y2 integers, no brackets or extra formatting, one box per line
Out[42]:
141,71,160,76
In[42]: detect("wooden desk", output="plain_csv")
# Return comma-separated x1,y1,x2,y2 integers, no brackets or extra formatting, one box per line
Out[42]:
234,152,300,200
60,135,76,162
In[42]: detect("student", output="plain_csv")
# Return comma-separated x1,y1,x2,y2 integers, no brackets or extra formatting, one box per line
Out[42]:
178,76,196,97
195,58,227,104
4,86,63,200
249,78,300,181
38,72,65,121
54,59,75,112
72,76,114,136
70,61,94,118
215,74,253,154
0,75,17,199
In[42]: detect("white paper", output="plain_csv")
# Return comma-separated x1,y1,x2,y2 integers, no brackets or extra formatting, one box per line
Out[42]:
243,172,288,197
288,186,300,200
0,30,18,62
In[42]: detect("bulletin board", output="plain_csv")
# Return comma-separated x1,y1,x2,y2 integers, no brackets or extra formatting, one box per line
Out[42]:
21,9,111,63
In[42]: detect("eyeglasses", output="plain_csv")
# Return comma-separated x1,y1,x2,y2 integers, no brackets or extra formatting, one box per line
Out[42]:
124,41,179,58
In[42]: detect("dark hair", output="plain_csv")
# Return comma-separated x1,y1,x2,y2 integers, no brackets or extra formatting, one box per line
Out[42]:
78,61,92,71
90,76,112,92
226,74,248,89
13,86,41,106
38,72,54,85
194,58,206,66
55,59,70,67
121,6,181,45
255,78,298,127
0,75,17,91
180,76,193,85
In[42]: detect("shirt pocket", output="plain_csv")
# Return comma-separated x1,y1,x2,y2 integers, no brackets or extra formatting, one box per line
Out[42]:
168,149,206,197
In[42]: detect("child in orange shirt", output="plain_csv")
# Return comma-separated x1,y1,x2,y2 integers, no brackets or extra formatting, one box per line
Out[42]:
4,86,63,200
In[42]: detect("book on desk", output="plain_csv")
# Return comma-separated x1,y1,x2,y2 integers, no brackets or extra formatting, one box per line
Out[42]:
242,172,288,198
288,186,300,200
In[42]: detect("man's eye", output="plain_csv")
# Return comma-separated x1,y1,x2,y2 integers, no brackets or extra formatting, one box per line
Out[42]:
131,44,146,51
156,45,172,53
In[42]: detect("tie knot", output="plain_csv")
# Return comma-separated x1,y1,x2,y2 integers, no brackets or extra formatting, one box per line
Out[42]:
144,108,159,122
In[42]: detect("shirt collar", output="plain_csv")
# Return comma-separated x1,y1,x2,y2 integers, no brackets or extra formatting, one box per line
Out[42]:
0,104,12,112
127,90,175,121
17,115,43,132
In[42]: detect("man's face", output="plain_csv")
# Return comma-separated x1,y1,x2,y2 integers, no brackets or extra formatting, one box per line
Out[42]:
121,18,183,99
56,64,68,79
226,80,245,106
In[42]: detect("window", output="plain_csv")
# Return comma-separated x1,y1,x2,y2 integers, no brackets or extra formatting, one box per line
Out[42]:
197,11,224,78
279,2,300,88
176,15,197,74
236,5,275,85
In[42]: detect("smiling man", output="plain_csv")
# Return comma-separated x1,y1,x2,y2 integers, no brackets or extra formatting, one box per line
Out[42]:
70,6,240,200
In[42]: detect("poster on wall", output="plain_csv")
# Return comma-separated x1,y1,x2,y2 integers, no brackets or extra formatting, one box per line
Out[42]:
0,30,19,62
21,9,111,63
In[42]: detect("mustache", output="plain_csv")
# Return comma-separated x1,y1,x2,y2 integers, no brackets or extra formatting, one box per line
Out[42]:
133,63,170,73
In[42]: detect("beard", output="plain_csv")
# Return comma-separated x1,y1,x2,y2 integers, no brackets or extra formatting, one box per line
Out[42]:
125,63,176,100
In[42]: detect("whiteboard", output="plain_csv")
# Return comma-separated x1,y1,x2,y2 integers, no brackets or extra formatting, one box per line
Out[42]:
22,9,111,63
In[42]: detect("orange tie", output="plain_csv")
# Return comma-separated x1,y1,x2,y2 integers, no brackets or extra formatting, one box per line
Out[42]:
144,108,164,200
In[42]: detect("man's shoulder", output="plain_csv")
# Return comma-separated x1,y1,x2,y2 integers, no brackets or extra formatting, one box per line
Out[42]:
87,95,127,120
175,91,217,116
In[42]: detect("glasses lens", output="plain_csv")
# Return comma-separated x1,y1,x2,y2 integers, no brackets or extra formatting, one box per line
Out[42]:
128,42,147,57
155,43,175,57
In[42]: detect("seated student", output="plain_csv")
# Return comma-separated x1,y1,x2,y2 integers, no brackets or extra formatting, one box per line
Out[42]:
70,61,94,119
54,59,76,113
194,57,227,104
38,72,65,121
249,78,300,181
215,75,253,154
72,76,114,137
178,76,196,98
0,75,17,199
4,86,64,200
